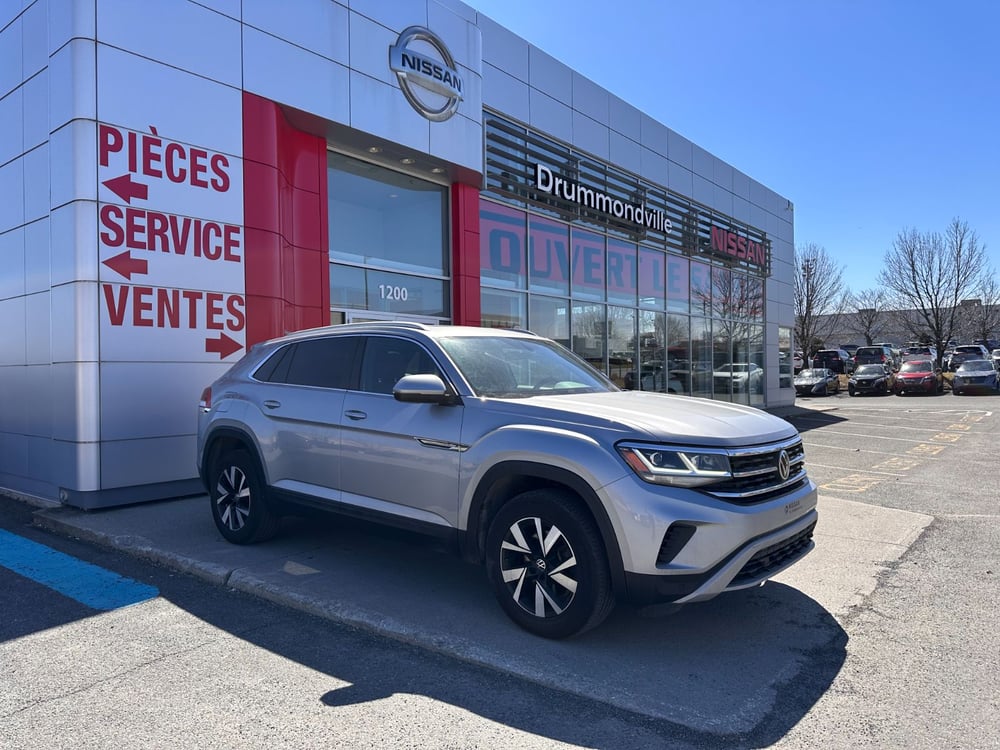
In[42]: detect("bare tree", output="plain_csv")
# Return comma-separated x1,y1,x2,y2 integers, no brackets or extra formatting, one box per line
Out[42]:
965,272,1000,346
878,219,987,366
848,288,886,345
794,243,849,357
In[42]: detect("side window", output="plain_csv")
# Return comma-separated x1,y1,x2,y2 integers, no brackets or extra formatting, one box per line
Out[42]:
359,337,442,395
253,344,294,383
283,337,359,389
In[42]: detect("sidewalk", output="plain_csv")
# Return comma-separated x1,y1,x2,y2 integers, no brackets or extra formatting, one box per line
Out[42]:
21,487,931,733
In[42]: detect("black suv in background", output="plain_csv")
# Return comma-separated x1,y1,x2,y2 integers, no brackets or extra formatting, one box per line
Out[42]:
853,345,895,370
811,349,852,374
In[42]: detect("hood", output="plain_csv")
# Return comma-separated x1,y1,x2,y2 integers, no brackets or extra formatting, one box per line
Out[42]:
478,391,797,447
956,368,995,376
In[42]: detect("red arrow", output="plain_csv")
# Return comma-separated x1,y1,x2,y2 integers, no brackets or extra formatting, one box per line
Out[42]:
102,250,148,280
205,333,242,359
102,173,149,204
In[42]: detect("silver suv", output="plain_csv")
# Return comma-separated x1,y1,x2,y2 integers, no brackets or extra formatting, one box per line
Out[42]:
197,323,818,638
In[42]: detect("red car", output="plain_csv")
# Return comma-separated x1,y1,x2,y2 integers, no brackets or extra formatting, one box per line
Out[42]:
893,360,943,395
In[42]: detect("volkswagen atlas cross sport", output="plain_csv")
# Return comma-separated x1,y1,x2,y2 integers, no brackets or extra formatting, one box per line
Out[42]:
197,323,818,639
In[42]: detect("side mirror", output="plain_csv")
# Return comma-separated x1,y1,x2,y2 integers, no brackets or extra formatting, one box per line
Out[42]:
393,373,458,405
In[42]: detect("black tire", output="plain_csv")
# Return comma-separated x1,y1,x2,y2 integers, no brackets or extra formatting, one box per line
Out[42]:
953,388,961,396
485,489,615,639
209,448,280,544
848,387,856,397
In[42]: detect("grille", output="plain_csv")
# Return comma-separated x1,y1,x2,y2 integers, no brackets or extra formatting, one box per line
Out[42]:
703,439,807,504
732,520,817,586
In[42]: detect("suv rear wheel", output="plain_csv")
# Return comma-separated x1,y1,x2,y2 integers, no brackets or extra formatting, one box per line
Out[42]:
209,448,280,544
485,489,615,638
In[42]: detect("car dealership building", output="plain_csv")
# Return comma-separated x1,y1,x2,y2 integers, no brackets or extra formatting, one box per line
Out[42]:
0,0,797,508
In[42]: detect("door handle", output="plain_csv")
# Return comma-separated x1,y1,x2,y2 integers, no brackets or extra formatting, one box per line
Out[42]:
263,400,281,409
344,410,367,421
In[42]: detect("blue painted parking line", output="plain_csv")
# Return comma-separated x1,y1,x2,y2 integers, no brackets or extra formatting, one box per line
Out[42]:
0,529,158,610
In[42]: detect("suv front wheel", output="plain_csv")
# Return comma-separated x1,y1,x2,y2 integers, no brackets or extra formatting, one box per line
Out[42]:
485,489,615,638
209,448,281,544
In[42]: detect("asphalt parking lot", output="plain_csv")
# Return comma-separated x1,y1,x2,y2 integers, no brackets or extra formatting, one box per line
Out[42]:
16,389,1000,743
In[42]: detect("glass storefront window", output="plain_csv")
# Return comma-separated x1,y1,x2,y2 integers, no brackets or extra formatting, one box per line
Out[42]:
779,325,792,391
571,228,605,301
636,310,668,392
529,295,570,347
529,215,570,295
691,260,711,317
666,254,689,314
749,325,765,406
480,202,527,289
638,247,666,309
330,263,366,309
690,317,713,399
366,269,449,318
667,314,690,395
607,239,637,306
571,302,606,374
607,306,636,389
481,288,526,329
713,320,733,402
712,266,731,320
328,152,447,275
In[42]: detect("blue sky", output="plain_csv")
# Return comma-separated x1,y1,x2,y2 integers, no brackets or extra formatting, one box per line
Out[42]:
464,0,1000,294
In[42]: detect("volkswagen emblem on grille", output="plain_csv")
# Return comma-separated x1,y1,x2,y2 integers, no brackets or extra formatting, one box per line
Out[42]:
777,449,791,481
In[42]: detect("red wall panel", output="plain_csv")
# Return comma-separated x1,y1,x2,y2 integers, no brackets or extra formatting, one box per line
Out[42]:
242,92,329,345
451,183,481,326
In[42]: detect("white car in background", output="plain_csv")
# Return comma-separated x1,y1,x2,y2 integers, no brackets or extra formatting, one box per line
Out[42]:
713,363,763,392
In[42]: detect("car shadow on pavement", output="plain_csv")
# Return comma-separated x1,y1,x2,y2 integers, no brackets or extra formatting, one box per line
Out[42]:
182,511,848,746
19,498,848,747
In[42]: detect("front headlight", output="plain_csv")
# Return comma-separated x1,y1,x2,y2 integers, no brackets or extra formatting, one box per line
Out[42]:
617,444,731,487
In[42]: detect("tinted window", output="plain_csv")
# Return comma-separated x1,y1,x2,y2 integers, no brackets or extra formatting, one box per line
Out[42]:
254,345,293,382
284,337,359,389
359,337,442,395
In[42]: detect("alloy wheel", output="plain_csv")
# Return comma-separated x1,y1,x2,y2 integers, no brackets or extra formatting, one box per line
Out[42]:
499,516,578,618
216,465,251,532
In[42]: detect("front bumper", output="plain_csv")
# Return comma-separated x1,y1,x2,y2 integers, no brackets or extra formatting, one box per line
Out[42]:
599,469,819,606
894,378,937,393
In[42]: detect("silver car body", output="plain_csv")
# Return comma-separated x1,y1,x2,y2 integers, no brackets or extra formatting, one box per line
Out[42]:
198,323,818,609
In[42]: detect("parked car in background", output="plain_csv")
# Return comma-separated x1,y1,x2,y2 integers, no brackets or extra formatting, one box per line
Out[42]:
991,349,1000,371
840,344,860,357
793,351,804,372
944,350,977,372
853,345,895,371
893,360,943,395
196,322,819,638
794,368,841,396
811,349,852,374
951,359,999,395
901,345,938,364
952,343,990,361
712,363,763,393
848,364,895,396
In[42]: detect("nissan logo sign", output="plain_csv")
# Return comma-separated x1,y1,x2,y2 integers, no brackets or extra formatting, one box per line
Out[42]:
389,26,464,122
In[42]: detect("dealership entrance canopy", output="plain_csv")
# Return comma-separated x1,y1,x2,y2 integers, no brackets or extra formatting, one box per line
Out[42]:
0,0,796,508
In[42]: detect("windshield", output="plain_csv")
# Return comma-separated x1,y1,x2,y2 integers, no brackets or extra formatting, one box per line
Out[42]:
900,361,932,373
797,369,826,378
438,336,615,398
854,365,885,375
957,360,991,372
